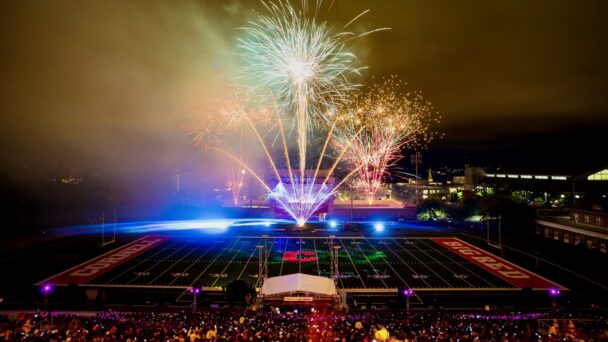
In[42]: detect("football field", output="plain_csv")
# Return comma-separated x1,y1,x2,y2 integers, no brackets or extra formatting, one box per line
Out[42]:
42,235,562,294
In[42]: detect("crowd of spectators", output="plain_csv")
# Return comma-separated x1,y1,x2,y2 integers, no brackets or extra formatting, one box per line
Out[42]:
0,309,606,341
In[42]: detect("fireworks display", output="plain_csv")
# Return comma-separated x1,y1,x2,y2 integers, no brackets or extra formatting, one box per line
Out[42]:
187,1,437,225
237,0,387,180
333,78,436,205
186,85,264,206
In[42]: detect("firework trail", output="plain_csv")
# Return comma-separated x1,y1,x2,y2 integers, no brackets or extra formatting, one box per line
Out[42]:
186,85,267,206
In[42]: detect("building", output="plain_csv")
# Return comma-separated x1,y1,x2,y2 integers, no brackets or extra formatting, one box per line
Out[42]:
464,164,485,191
571,198,608,228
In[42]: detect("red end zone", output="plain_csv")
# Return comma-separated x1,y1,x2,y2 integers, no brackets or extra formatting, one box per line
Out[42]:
38,235,171,285
431,238,563,290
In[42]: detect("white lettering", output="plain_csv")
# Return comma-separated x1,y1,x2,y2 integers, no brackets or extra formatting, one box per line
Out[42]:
69,238,162,277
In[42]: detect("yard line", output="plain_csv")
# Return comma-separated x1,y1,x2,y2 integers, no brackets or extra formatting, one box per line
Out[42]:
391,238,454,288
381,239,432,287
417,239,498,288
104,240,181,285
337,238,367,288
405,239,476,288
362,237,411,288
352,239,389,288
188,237,242,287
236,238,263,280
312,238,322,276
126,242,190,285
167,241,219,286
146,242,201,285
210,238,249,287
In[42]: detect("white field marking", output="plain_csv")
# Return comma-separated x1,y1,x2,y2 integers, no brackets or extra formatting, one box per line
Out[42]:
362,237,412,292
337,238,367,288
188,237,242,288
351,239,389,288
380,239,432,288
391,238,454,288
147,242,202,285
167,241,220,286
210,239,249,287
236,238,263,281
406,239,476,288
126,243,189,285
104,240,181,285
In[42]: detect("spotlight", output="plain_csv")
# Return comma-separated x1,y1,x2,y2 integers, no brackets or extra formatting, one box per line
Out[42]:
373,222,384,232
296,219,305,227
329,220,338,229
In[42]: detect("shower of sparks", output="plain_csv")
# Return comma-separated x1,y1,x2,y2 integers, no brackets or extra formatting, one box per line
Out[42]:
237,0,388,184
333,77,437,205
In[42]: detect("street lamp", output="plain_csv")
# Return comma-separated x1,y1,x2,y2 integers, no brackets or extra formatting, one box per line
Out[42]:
41,284,53,321
192,287,200,312
402,288,414,314
548,288,560,309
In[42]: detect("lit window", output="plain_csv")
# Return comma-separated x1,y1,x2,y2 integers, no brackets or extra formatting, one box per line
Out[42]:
496,174,506,178
520,175,533,179
551,176,567,180
486,174,495,177
588,169,608,181
535,175,549,180
584,215,590,223
507,174,518,179
596,217,602,225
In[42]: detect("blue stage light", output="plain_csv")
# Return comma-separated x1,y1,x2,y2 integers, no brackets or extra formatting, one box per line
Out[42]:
373,222,385,232
329,220,338,229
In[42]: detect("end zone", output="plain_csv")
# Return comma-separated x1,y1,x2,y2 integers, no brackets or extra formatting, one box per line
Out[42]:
431,237,565,290
37,235,170,286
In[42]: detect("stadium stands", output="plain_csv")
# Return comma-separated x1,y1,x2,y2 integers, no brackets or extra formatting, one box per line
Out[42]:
1,309,606,341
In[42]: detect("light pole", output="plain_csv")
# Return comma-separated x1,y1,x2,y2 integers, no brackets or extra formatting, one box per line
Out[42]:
262,235,269,279
192,287,200,312
403,288,414,314
41,284,52,321
350,183,354,222
257,245,264,287
333,245,341,283
548,288,560,310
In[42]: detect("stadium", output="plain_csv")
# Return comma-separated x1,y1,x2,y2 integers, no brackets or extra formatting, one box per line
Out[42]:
1,0,607,340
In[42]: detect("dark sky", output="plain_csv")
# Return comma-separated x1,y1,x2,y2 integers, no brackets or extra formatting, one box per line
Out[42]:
1,0,607,182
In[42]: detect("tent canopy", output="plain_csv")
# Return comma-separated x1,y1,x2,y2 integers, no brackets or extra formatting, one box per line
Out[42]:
260,273,337,297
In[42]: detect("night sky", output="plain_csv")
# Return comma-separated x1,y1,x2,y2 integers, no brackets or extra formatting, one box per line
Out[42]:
1,0,607,183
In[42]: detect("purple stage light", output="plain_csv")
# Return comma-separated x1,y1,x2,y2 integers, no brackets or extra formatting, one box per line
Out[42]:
403,289,414,296
41,284,52,294
548,288,560,296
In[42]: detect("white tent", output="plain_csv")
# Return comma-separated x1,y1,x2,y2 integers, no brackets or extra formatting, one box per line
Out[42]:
260,273,337,297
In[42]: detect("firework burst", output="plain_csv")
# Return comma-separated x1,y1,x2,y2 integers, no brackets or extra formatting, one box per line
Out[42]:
333,77,437,205
238,0,387,178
